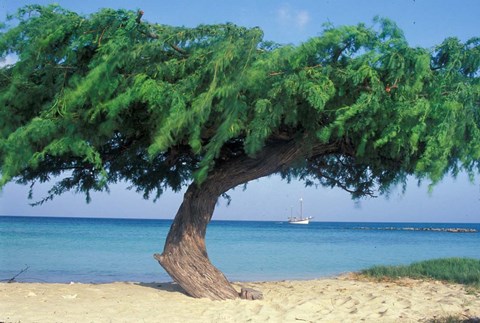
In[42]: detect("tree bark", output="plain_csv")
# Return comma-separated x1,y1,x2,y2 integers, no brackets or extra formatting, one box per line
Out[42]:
154,139,338,300
154,182,238,300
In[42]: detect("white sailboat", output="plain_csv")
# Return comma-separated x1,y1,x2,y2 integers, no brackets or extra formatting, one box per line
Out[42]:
288,198,313,224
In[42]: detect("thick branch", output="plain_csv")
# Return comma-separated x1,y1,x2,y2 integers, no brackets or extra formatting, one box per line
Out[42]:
207,139,340,196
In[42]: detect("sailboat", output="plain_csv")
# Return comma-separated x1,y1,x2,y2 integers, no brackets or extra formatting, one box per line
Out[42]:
288,198,313,224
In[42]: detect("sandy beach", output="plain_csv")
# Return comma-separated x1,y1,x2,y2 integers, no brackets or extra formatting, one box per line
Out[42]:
1,275,479,323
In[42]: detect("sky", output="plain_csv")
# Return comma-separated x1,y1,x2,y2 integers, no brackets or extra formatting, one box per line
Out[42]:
0,0,479,223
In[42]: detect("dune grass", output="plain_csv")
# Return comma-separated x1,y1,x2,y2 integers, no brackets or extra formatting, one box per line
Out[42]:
427,316,480,323
361,258,480,289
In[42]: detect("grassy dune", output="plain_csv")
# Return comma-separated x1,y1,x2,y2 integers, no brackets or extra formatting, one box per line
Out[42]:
361,258,480,288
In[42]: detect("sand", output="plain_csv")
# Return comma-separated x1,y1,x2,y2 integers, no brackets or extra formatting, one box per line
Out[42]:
1,275,479,322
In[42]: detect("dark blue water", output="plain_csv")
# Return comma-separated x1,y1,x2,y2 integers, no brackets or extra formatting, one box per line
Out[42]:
1,216,479,283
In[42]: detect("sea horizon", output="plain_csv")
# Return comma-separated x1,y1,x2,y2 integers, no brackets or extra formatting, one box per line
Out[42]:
1,215,479,284
1,214,479,225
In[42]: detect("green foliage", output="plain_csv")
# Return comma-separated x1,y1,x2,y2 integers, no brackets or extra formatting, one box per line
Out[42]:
361,258,480,288
0,5,479,203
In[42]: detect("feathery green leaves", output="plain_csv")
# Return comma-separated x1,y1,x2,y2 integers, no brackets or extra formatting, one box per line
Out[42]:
0,6,478,203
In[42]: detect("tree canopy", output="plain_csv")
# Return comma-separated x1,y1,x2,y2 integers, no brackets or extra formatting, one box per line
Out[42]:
1,4,479,203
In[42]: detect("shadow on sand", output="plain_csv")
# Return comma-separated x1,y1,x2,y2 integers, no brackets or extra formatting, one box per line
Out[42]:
135,282,189,296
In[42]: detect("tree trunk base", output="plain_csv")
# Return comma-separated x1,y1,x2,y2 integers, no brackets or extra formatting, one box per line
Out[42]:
154,251,240,300
240,287,264,300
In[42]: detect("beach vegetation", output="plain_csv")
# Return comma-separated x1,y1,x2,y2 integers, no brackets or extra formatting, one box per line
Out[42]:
427,315,480,323
0,5,479,299
361,258,480,289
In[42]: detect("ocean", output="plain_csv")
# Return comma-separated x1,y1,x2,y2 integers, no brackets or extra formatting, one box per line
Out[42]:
1,216,479,283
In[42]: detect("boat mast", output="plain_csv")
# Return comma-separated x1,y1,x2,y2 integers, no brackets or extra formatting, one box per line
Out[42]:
299,198,303,220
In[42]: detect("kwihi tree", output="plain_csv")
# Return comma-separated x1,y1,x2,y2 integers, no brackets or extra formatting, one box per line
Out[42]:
1,5,479,299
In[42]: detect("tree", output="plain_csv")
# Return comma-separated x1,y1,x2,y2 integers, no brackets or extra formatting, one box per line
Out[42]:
1,5,479,300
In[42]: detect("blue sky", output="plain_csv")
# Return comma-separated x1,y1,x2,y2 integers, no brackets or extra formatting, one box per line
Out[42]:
0,0,479,222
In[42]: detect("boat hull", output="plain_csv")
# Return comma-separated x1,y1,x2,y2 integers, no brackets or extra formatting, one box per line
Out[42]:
288,219,310,224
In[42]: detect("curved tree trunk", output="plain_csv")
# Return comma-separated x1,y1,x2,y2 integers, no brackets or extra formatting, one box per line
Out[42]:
154,183,239,300
154,140,338,300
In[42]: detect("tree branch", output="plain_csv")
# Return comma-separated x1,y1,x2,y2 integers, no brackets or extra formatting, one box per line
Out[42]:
316,170,377,197
135,9,187,55
206,139,340,195
332,41,352,63
3,265,30,283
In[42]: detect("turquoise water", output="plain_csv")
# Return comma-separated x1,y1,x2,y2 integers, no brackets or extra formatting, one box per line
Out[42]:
1,216,479,283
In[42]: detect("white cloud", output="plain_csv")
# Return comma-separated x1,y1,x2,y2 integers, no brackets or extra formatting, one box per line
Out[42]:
296,10,310,28
278,7,291,21
277,5,311,29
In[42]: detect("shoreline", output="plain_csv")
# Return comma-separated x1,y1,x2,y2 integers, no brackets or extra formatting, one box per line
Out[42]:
1,275,479,322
